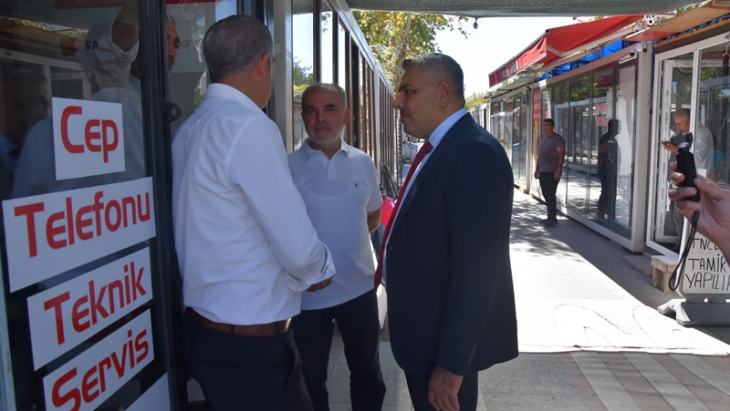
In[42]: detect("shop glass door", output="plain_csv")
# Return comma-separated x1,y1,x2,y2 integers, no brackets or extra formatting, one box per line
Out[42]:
653,53,694,245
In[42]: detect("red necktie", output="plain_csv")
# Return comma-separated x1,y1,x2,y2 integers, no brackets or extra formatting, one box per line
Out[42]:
374,141,433,288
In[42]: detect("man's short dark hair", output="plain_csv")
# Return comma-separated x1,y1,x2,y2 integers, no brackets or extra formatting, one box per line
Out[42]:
674,108,691,122
301,83,348,110
203,15,272,83
543,118,555,126
402,53,465,102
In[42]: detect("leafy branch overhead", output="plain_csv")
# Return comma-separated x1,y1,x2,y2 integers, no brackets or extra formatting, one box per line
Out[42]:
353,11,468,87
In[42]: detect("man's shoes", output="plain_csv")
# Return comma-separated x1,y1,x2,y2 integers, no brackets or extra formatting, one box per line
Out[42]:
540,218,558,227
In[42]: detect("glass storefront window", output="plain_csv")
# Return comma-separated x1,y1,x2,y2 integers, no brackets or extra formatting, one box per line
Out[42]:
490,101,500,140
553,81,569,207
338,21,347,93
614,65,636,230
168,1,237,133
565,75,591,214
504,99,513,162
293,0,315,151
654,52,693,244
519,91,529,183
510,92,528,184
0,0,239,407
320,2,334,83
697,44,729,187
591,68,616,222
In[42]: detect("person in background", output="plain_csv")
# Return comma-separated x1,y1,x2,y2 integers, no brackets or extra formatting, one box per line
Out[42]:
661,109,714,252
534,118,565,228
597,119,618,220
288,83,386,411
172,15,334,411
12,0,180,198
383,53,517,411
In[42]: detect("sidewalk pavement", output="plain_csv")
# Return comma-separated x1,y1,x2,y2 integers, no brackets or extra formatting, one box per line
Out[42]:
326,189,730,411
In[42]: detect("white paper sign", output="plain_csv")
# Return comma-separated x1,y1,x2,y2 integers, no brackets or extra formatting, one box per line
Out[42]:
27,248,153,370
2,178,156,292
43,310,154,411
53,98,126,180
680,232,730,296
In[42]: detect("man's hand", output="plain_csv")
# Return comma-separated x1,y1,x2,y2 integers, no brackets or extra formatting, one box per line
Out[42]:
533,169,539,179
669,163,730,260
306,277,333,292
661,141,679,153
428,366,463,411
553,169,562,182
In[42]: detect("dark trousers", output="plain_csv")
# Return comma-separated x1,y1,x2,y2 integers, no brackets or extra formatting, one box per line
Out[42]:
404,371,479,411
539,172,559,222
292,289,386,411
183,312,312,411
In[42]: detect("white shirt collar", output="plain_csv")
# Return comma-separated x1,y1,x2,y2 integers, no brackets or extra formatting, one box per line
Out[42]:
300,138,352,159
205,83,263,113
427,108,468,149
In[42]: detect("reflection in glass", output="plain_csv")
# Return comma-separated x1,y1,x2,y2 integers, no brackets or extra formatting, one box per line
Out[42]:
511,94,525,182
591,69,616,222
565,74,590,215
167,0,237,134
553,81,569,207
614,66,636,230
490,101,500,141
293,0,315,151
338,21,347,92
698,45,728,186
654,53,692,244
504,99,513,162
321,2,334,83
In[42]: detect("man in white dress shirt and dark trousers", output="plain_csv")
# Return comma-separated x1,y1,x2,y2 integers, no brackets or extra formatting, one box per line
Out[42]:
172,16,335,411
288,83,386,411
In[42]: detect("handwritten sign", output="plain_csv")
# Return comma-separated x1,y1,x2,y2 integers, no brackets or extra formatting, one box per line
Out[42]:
680,232,730,296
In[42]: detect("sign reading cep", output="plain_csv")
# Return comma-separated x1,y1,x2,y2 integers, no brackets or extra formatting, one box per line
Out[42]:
53,97,125,180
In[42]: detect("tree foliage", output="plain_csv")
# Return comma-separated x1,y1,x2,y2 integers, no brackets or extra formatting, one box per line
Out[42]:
353,11,468,87
293,58,314,94
465,92,489,110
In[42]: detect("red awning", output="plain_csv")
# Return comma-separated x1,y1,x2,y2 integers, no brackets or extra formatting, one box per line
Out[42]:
488,15,643,86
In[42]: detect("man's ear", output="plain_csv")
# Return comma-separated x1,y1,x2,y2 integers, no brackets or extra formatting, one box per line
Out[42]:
343,108,351,126
437,80,452,108
255,52,271,77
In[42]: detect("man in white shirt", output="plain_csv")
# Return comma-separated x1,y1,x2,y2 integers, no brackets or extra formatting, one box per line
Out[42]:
172,16,334,411
288,84,385,411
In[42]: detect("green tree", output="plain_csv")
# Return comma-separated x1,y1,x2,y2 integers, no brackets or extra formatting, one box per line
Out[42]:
465,92,489,110
293,58,314,94
353,11,468,87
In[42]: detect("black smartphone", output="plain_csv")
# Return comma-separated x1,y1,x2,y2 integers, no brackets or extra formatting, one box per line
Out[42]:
675,133,700,202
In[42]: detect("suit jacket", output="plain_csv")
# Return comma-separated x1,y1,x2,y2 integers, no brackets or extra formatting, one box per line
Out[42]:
385,113,517,376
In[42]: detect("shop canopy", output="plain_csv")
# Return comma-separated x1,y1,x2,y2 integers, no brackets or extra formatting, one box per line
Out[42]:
487,15,642,87
346,0,701,17
627,4,730,42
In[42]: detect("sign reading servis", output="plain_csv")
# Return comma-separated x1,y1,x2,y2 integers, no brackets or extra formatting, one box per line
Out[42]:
52,97,126,180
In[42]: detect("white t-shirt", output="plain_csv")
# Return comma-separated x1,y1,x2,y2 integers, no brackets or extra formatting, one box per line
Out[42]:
289,140,382,310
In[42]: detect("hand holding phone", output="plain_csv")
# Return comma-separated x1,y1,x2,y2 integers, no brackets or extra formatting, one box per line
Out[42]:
675,135,700,202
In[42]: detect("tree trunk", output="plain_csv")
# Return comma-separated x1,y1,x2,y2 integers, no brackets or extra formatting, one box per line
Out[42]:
395,13,412,81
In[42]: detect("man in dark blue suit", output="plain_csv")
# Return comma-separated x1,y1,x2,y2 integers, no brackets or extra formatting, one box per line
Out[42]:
384,54,517,411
